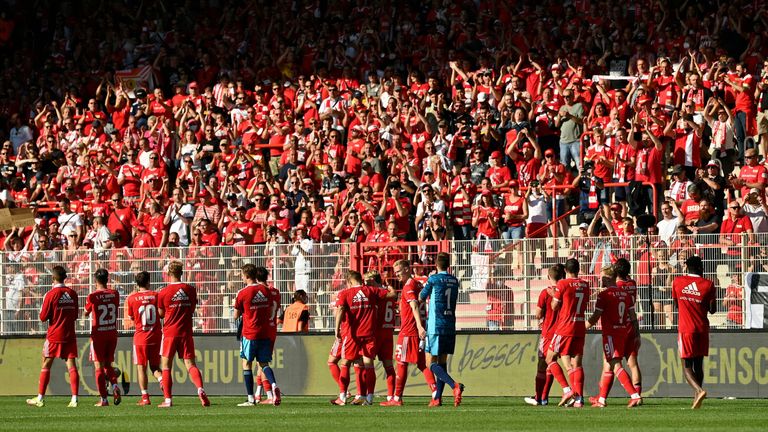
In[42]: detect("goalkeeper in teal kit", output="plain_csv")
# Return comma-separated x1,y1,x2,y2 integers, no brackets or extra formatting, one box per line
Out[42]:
419,252,465,407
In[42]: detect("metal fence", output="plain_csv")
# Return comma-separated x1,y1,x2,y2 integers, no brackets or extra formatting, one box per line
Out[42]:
0,233,760,336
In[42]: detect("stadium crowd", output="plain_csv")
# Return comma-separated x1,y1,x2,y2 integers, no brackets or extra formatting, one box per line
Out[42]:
0,0,766,332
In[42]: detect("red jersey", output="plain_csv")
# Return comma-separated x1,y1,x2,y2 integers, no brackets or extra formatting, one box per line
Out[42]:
234,283,279,340
337,284,388,338
553,277,591,337
672,274,716,334
40,284,79,343
673,129,702,168
585,144,614,181
536,287,558,338
616,279,638,307
332,287,351,338
125,290,161,345
738,164,768,198
595,286,634,333
85,288,120,339
377,288,397,331
399,278,426,337
158,282,197,337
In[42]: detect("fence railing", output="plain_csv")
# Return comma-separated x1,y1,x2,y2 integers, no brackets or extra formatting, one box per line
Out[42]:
0,233,761,336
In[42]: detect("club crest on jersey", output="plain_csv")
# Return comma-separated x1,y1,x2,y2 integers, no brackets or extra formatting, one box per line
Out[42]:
59,292,75,304
681,282,701,296
171,288,190,302
352,290,368,303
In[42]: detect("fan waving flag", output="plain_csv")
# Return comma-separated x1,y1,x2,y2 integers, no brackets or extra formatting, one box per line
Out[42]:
115,65,155,97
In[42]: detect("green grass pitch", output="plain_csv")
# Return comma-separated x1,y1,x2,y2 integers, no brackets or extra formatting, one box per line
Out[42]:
2,396,767,431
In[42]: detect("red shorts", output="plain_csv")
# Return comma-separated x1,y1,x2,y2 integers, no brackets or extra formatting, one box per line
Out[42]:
548,334,585,357
601,332,630,360
375,329,394,361
329,336,348,358
133,344,161,367
89,337,118,363
678,332,709,359
161,334,196,360
537,334,552,359
344,336,376,361
43,339,78,360
395,334,426,367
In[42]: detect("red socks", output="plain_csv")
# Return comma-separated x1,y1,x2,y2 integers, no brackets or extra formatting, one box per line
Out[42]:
105,365,118,386
328,362,341,391
599,371,614,399
420,365,437,393
572,367,584,396
188,365,204,389
339,365,350,393
68,367,79,396
95,367,108,398
263,378,272,392
384,366,395,397
546,362,569,389
162,369,172,399
364,366,376,395
354,364,366,396
617,368,636,396
543,371,554,400
38,368,51,396
534,371,546,401
395,363,408,397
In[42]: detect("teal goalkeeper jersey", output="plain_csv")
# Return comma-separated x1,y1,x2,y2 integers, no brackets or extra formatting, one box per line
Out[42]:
420,271,459,335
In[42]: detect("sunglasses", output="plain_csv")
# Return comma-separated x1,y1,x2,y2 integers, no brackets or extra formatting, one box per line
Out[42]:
730,206,741,209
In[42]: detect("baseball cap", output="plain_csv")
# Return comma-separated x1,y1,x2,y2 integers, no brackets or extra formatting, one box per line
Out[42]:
750,188,761,195
374,215,386,222
579,222,589,230
522,142,534,150
671,164,684,174
460,167,471,174
707,160,720,168
424,167,434,174
544,148,555,157
509,179,519,188
610,203,622,211
188,81,198,88
490,151,502,159
269,204,281,211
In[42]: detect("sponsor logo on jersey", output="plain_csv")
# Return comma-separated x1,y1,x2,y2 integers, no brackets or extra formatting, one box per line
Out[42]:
59,292,75,304
352,290,368,303
252,290,268,303
681,282,701,297
171,288,190,302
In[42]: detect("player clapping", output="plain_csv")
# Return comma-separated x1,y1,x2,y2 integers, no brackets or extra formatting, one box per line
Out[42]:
124,271,163,405
84,269,122,407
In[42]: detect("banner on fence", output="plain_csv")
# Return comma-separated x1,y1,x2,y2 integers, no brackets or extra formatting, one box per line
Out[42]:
745,273,768,329
2,333,767,397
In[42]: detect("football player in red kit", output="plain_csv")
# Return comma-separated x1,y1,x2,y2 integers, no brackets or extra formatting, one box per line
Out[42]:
157,261,210,408
524,264,564,406
545,258,590,408
124,271,163,405
332,271,396,406
585,266,643,408
672,256,716,409
380,260,437,406
27,266,81,408
84,268,122,406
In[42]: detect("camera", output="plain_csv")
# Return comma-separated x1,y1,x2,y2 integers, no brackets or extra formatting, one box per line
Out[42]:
530,180,540,188
582,160,595,173
267,226,278,236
